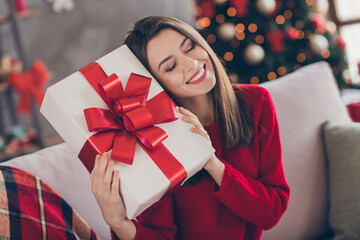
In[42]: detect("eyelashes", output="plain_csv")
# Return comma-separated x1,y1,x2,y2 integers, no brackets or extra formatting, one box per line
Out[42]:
166,63,176,72
186,41,195,53
165,40,195,72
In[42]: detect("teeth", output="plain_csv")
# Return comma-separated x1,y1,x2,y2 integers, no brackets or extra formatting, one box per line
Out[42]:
188,67,205,83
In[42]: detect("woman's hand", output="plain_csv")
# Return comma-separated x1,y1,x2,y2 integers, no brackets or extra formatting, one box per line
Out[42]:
179,106,211,143
89,152,127,230
179,107,225,186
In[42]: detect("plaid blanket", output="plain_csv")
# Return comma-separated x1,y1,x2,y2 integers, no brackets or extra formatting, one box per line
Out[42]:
0,166,99,240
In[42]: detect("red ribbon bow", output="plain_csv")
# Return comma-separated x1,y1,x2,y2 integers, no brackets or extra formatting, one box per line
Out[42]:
78,62,187,188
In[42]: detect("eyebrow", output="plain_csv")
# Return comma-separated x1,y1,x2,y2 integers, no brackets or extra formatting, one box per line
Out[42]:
158,37,189,71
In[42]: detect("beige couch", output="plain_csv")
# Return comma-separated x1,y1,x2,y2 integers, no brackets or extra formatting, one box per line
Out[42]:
1,61,351,239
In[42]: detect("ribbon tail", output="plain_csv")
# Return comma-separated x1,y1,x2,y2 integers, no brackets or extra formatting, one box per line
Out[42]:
141,142,187,189
78,131,116,172
111,131,137,165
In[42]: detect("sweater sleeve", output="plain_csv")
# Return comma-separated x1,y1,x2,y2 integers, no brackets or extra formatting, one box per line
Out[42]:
212,89,290,230
111,194,177,240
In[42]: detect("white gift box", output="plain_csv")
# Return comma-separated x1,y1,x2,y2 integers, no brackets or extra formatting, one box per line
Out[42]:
40,45,215,219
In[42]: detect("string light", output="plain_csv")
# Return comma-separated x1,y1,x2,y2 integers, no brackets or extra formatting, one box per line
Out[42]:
305,0,315,6
284,10,293,19
321,49,330,58
295,21,305,29
297,53,306,62
227,7,236,17
268,72,277,80
195,6,203,17
216,14,225,23
287,1,296,9
275,15,285,25
248,23,257,33
250,76,260,84
236,23,245,32
196,17,210,29
231,39,240,48
296,30,305,39
206,34,216,44
255,35,264,44
277,66,287,75
304,30,311,39
236,32,245,40
224,52,234,61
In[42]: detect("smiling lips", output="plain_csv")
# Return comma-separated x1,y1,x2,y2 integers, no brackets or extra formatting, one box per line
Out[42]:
186,65,207,84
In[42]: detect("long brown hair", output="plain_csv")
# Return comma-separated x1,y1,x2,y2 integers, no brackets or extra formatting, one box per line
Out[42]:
124,16,253,149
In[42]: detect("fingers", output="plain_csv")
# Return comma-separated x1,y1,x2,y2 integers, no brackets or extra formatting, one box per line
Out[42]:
190,126,211,142
111,170,120,197
180,106,211,142
104,159,114,188
98,152,109,176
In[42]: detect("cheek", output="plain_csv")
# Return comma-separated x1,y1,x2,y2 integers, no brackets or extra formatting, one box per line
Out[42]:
156,75,181,93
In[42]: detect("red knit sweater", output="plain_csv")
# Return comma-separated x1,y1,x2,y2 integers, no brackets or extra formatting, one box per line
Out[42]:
113,85,290,240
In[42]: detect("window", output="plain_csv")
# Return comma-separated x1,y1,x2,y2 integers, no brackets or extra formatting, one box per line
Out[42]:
330,0,360,84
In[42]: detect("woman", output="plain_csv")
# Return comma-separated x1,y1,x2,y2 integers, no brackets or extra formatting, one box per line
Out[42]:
89,16,290,240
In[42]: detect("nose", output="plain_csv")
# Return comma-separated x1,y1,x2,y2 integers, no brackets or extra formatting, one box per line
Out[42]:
182,55,198,73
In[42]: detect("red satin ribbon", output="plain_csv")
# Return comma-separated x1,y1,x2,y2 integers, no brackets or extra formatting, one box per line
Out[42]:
78,62,187,188
8,59,48,116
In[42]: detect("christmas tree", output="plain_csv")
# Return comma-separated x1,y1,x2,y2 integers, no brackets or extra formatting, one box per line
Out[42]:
193,0,351,88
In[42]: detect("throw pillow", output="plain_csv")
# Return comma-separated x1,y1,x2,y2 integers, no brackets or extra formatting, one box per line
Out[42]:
322,120,360,240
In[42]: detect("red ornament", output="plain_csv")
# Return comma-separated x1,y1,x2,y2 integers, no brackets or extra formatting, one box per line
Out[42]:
268,0,283,18
287,27,298,41
266,30,286,52
311,14,327,32
336,36,346,49
197,0,215,18
229,0,249,17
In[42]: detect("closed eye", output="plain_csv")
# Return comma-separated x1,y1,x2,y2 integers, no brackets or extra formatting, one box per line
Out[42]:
166,63,176,72
185,40,195,53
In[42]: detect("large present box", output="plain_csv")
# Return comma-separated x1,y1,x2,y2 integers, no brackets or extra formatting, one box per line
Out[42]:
40,45,214,219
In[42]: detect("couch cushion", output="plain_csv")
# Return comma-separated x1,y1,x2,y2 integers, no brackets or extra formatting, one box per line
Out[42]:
260,62,351,240
0,143,111,240
322,121,360,239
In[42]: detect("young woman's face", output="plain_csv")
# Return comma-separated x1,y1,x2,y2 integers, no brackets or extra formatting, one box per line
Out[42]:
147,28,216,100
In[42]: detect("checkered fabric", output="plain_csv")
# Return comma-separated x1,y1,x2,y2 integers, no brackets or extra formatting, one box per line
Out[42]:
0,166,99,239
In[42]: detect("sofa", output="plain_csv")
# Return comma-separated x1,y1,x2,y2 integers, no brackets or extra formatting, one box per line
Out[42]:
1,61,355,239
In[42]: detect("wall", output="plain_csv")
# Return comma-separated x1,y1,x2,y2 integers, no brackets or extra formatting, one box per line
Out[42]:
0,0,194,138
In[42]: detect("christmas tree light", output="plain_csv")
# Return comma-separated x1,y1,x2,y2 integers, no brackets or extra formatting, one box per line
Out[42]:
195,0,351,88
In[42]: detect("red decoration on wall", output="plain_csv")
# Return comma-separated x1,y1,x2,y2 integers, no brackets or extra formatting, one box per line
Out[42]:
266,30,286,52
197,0,215,18
230,0,249,17
14,0,27,12
8,60,48,116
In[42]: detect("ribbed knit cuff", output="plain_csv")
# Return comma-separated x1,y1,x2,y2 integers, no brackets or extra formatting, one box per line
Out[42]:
212,160,239,203
110,220,144,240
110,228,120,240
133,220,147,239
